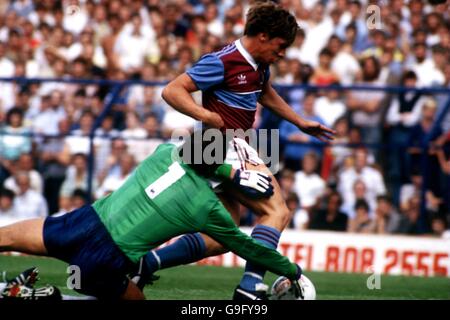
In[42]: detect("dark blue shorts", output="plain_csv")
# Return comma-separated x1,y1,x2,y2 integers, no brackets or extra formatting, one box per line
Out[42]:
43,205,134,299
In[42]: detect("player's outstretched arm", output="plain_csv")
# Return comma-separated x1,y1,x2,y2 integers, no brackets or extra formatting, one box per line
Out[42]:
203,201,300,280
161,73,224,128
258,82,336,142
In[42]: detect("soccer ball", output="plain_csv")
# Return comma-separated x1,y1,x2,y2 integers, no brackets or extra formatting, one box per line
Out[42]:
270,275,316,300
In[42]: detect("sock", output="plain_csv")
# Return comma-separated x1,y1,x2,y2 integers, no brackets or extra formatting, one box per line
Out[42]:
0,282,6,293
239,225,281,291
144,233,206,274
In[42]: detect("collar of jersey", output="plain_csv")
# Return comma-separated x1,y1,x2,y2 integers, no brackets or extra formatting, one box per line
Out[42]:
235,39,259,71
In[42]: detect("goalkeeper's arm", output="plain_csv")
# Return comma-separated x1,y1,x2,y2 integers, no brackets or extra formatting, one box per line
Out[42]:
203,201,301,280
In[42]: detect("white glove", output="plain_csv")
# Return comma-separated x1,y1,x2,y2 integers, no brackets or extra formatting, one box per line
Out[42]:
231,169,274,199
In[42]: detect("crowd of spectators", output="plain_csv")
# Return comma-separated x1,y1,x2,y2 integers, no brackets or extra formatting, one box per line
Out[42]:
0,0,449,238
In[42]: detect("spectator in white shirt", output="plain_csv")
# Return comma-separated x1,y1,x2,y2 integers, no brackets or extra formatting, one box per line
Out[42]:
121,110,147,140
129,113,165,163
59,153,98,203
314,83,346,128
0,11,17,43
11,171,48,219
96,153,135,199
273,59,294,85
407,42,444,87
32,90,66,137
338,147,386,218
114,14,158,74
298,3,334,67
28,3,55,27
293,151,326,212
94,113,120,176
0,42,15,112
346,56,385,146
286,29,306,63
331,42,361,85
329,116,353,174
399,168,422,213
59,110,96,166
341,179,375,219
287,192,309,230
204,3,224,38
386,71,425,128
62,0,89,35
3,153,43,195
97,137,128,184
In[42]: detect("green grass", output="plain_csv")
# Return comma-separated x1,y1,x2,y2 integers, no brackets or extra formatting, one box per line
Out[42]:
1,255,449,300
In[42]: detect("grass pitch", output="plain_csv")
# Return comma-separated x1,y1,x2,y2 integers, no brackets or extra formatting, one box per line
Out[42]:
0,255,449,300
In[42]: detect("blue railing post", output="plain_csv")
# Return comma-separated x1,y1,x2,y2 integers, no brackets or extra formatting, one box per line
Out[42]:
87,83,124,203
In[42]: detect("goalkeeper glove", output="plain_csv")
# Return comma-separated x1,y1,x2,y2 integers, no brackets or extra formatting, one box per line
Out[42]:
231,169,274,199
291,264,305,300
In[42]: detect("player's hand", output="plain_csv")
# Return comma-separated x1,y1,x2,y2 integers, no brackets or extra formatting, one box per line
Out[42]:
299,120,336,143
232,169,274,199
202,111,225,129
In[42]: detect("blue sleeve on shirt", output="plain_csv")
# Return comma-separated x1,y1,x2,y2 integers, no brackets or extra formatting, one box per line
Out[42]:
186,54,225,91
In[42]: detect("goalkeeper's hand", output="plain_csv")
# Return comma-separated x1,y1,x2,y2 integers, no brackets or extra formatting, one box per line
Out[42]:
291,279,305,300
291,264,304,300
231,169,274,199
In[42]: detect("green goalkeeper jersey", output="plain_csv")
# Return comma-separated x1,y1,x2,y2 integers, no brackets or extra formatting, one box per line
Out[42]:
92,143,298,279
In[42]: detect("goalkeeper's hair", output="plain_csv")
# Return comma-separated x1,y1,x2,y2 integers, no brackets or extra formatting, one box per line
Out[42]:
244,1,299,47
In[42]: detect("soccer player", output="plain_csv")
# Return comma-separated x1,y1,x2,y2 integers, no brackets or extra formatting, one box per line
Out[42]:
0,133,303,300
139,2,336,300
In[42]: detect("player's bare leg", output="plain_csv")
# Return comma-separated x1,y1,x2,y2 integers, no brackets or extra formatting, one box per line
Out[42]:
201,162,290,256
0,219,47,255
227,162,291,229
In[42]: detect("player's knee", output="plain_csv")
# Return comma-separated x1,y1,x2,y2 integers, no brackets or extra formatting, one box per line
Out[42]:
274,203,291,230
259,204,291,231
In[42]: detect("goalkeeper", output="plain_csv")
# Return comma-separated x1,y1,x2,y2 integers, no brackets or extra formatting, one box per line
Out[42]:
0,131,302,300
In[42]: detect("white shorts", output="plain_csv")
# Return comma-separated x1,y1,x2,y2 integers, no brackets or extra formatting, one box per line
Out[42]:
209,137,264,190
